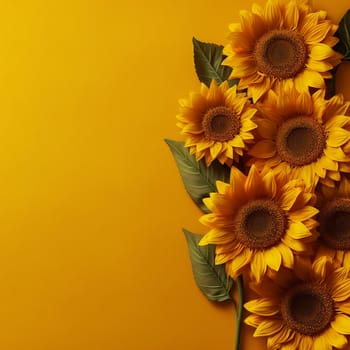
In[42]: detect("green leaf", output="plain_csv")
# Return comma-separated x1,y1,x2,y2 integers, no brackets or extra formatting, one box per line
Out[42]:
192,37,239,87
165,139,230,213
334,9,350,60
183,228,234,302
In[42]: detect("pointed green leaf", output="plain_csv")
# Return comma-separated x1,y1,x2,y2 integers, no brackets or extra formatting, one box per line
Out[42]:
165,139,230,213
335,10,350,60
183,228,234,302
193,37,239,87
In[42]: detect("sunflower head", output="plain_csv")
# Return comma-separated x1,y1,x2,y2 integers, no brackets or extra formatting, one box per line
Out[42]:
248,84,350,190
245,257,350,349
176,80,257,166
198,165,318,282
223,0,342,102
315,177,350,268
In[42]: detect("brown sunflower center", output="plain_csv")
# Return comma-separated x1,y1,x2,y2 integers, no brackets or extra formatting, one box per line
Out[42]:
275,116,326,167
281,282,334,335
319,198,350,250
202,106,241,142
254,29,308,79
234,199,287,249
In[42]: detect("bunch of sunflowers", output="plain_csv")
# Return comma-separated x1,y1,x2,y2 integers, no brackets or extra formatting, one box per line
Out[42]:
166,0,350,349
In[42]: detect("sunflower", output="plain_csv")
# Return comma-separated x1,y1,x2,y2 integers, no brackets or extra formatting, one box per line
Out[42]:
176,80,257,166
248,83,350,190
315,177,350,268
198,165,319,282
245,256,350,350
222,0,342,102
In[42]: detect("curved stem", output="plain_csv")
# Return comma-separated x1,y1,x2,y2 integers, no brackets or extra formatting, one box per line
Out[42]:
234,275,244,350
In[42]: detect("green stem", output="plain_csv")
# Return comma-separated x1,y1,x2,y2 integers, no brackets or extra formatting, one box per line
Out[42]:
234,275,244,350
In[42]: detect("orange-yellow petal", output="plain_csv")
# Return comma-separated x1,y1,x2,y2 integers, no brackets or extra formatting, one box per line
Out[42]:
254,319,283,337
331,314,350,334
245,298,279,316
264,247,282,271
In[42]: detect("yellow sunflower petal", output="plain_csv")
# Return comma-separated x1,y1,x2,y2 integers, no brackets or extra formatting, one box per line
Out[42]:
245,314,263,328
343,250,350,267
282,235,308,252
267,325,293,350
210,142,222,159
250,83,269,103
288,206,319,221
312,255,328,281
326,127,350,147
240,118,257,132
303,21,332,43
337,301,350,315
264,246,282,271
254,319,283,337
327,171,341,181
310,43,336,60
215,180,230,194
286,221,313,240
331,314,350,334
298,335,313,350
325,115,350,129
207,194,235,215
264,0,281,25
331,278,350,302
296,69,325,90
307,59,333,72
324,146,349,161
318,154,338,172
262,170,277,198
280,333,301,350
323,327,348,348
312,161,327,178
228,248,251,277
251,250,267,282
284,0,299,30
231,135,245,148
195,139,214,151
198,228,232,245
314,333,332,350
278,187,303,211
297,165,319,189
277,243,294,269
244,297,279,316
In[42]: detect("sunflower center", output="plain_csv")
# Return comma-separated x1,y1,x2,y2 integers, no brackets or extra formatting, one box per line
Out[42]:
234,199,287,249
319,198,350,250
254,29,308,79
281,282,334,335
275,116,325,167
202,106,241,142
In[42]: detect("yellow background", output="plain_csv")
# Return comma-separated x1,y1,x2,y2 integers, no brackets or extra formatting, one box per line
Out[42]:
0,0,349,349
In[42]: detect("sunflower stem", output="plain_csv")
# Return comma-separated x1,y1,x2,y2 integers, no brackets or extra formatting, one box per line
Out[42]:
234,275,244,350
